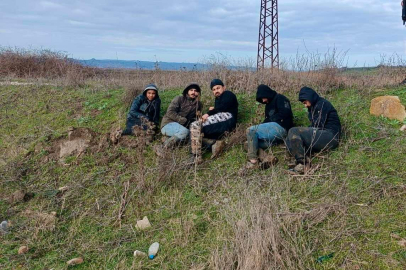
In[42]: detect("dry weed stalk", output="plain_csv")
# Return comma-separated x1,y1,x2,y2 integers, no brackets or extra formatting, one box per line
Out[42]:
116,180,130,228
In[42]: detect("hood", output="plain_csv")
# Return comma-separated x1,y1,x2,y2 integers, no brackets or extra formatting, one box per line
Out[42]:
183,83,201,96
298,86,319,106
256,84,277,104
143,84,159,99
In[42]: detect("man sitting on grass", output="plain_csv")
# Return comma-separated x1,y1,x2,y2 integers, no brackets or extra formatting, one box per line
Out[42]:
245,84,293,169
154,83,202,157
286,86,341,174
122,84,161,136
188,79,238,164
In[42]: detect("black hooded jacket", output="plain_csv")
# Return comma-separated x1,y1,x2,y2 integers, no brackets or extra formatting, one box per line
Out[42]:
298,87,341,136
256,85,293,131
127,88,161,125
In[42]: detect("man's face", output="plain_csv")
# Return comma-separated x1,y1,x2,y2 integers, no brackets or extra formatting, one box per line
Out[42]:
262,98,269,103
302,100,311,108
146,90,157,101
187,88,200,99
211,85,226,97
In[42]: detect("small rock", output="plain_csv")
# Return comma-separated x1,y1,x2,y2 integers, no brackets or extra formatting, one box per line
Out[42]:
400,125,406,132
0,220,8,233
67,257,84,266
136,216,151,230
58,186,69,192
18,246,29,254
133,250,147,257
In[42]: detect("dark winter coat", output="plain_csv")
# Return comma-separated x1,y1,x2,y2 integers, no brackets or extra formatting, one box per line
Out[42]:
256,84,293,131
207,90,239,124
160,84,203,128
298,87,341,137
127,88,161,126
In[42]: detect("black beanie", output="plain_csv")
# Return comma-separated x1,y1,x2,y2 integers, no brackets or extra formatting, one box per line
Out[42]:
210,79,224,89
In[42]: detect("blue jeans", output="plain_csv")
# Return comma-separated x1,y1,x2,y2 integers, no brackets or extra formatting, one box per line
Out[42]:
247,122,287,160
161,122,190,142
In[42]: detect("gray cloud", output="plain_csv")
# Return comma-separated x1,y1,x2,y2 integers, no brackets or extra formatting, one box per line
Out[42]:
0,0,404,66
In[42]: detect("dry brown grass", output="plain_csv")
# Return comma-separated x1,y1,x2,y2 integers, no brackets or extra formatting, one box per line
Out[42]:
1,47,405,96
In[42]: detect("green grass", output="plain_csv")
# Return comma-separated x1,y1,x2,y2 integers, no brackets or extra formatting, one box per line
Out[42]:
1,83,405,269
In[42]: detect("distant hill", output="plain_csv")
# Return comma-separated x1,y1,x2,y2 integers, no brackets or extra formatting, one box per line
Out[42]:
77,59,208,71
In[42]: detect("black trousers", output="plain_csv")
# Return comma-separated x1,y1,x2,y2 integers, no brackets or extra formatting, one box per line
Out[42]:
202,118,236,140
286,127,339,164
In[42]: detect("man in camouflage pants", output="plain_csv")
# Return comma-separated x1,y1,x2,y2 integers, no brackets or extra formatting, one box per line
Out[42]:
188,79,238,164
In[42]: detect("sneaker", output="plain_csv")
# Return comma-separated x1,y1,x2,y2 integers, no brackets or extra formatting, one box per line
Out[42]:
245,161,259,169
260,156,278,170
211,140,225,159
293,163,305,174
258,149,278,169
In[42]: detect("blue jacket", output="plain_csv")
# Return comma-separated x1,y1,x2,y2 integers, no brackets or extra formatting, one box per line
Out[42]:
127,89,161,125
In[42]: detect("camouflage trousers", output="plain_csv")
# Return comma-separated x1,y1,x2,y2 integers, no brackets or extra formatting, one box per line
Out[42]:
190,112,234,156
190,120,203,156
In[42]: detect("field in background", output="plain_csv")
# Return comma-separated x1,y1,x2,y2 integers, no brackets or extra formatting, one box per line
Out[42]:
0,49,405,269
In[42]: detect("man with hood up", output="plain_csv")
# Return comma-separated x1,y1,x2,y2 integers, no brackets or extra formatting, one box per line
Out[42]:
246,84,293,168
122,83,161,135
286,86,341,174
154,83,202,157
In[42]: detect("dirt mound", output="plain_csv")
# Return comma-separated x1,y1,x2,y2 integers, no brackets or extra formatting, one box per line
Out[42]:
59,127,97,158
32,126,150,165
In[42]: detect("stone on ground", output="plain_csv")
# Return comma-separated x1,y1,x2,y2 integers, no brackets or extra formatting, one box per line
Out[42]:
370,96,406,122
136,216,151,230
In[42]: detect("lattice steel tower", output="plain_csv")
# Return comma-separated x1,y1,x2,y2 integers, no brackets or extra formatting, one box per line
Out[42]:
257,0,279,70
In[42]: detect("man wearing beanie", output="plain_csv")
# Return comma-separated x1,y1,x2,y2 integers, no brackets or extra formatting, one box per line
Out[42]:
122,83,161,136
245,84,293,169
154,83,202,157
189,79,239,164
286,86,341,174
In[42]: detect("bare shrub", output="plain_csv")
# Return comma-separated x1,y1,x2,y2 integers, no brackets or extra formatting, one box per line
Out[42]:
0,47,97,86
209,182,347,270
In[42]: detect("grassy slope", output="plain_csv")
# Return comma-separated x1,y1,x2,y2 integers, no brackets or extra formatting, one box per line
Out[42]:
0,83,405,269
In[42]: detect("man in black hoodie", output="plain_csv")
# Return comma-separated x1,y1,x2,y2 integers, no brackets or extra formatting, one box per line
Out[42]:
246,84,293,168
189,79,239,164
286,87,341,173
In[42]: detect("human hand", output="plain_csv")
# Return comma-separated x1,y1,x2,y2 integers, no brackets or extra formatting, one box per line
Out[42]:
202,114,209,122
209,106,214,111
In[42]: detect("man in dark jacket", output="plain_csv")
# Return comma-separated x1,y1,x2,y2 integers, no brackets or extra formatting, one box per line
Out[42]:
286,86,341,173
122,84,161,135
246,84,293,168
189,79,239,164
154,83,202,156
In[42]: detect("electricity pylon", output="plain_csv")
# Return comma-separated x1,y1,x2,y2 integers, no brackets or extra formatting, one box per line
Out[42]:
257,0,279,70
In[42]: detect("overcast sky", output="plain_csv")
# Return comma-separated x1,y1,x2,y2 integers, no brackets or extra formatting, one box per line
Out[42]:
0,0,405,66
